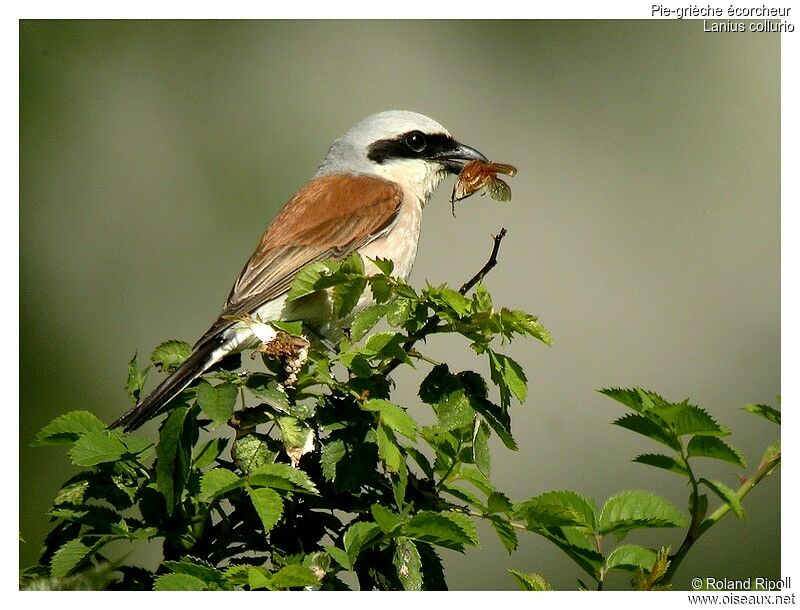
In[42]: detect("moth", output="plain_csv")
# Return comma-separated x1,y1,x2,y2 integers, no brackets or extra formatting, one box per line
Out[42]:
450,160,518,215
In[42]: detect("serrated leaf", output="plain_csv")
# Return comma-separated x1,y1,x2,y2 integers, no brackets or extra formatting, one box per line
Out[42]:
325,545,352,570
156,406,193,515
492,519,518,554
369,256,394,276
194,379,237,428
271,320,304,336
244,374,290,413
200,468,242,501
247,486,284,534
31,411,107,446
320,438,346,482
154,573,206,591
394,538,423,590
50,539,92,578
150,340,192,373
651,403,729,437
613,413,680,451
473,419,491,476
386,297,411,327
350,303,389,342
362,399,417,440
193,437,230,470
687,436,746,467
286,261,338,302
362,331,411,364
438,287,472,317
247,463,318,494
743,403,781,425
599,490,687,536
344,521,382,565
270,564,320,589
633,453,689,476
488,351,527,403
162,557,226,588
403,511,479,551
371,504,405,534
376,423,403,473
700,478,746,519
125,352,147,404
605,544,657,572
515,491,596,530
68,431,128,466
419,365,476,431
487,491,513,514
508,569,552,591
232,433,276,474
54,480,89,506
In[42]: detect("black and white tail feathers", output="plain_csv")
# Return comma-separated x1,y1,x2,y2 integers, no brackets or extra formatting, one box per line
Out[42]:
109,338,222,432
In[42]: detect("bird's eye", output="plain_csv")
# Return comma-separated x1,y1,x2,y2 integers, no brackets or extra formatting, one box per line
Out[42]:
404,131,427,153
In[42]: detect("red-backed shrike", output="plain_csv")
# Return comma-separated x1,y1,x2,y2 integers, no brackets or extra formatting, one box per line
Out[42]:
111,110,487,431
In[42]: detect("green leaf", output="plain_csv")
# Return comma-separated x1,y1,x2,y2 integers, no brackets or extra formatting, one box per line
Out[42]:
325,545,352,570
350,303,389,342
150,340,192,373
370,256,394,275
376,423,403,473
743,403,781,425
54,479,89,506
362,331,411,364
438,287,472,317
403,511,479,551
344,521,382,566
333,277,368,318
50,539,92,578
154,573,207,591
125,352,147,404
193,437,230,470
651,403,729,437
247,486,284,534
515,491,596,530
276,416,315,465
605,544,657,572
687,436,746,467
271,320,304,336
231,433,276,474
492,519,518,554
286,261,338,301
362,399,417,440
162,558,227,588
386,297,411,326
473,419,491,476
155,406,194,515
394,538,423,591
487,491,513,514
613,413,680,451
200,468,242,501
508,569,552,591
419,365,476,431
244,375,290,413
31,411,107,446
194,379,237,428
247,463,318,494
599,490,687,536
68,431,128,466
633,453,689,476
270,564,319,589
488,351,528,403
700,478,746,519
371,504,405,534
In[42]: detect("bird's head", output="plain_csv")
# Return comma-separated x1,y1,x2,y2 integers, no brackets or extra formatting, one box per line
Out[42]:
316,110,488,203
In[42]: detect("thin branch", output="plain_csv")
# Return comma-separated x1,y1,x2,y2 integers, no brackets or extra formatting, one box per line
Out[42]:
458,228,507,295
381,228,508,375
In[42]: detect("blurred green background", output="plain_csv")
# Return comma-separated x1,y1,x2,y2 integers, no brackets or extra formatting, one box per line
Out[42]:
20,20,780,590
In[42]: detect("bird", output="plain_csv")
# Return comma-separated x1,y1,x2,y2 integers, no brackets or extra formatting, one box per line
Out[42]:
110,110,488,431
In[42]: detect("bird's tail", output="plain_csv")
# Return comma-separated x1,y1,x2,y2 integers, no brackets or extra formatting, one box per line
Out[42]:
109,338,223,432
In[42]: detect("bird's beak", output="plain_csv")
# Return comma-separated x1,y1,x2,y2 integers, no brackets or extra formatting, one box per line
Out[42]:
431,141,489,174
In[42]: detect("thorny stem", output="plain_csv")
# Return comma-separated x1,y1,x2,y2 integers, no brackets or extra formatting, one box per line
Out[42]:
662,448,781,583
382,228,508,375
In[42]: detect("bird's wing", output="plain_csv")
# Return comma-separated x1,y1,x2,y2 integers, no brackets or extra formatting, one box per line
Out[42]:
194,173,403,349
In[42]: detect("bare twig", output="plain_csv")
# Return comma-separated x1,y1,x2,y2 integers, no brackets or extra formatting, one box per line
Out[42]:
458,228,507,295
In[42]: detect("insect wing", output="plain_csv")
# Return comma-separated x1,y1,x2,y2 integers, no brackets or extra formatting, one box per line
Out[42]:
486,177,512,201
